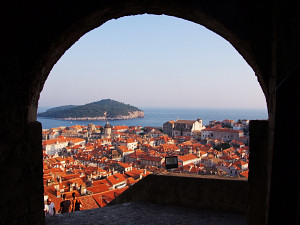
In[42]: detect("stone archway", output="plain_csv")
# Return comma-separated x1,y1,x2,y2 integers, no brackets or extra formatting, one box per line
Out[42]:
4,1,300,225
32,3,270,224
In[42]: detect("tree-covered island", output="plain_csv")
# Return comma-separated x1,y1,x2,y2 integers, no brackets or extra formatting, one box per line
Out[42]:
38,99,144,120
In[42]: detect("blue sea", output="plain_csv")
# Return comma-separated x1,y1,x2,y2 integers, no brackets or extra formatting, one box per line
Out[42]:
38,107,268,130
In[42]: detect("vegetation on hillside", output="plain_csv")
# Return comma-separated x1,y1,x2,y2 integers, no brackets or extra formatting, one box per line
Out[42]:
44,105,78,112
37,99,143,118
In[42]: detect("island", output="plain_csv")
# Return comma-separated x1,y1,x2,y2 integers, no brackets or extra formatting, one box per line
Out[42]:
38,99,144,120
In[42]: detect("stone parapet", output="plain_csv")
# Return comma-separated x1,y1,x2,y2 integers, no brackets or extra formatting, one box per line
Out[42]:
109,173,248,214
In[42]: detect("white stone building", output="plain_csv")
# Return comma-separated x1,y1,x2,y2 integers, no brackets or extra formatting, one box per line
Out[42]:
201,128,243,141
169,119,205,137
42,137,69,155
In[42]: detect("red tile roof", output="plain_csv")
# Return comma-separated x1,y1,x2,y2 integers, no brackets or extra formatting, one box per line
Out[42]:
178,154,199,162
42,136,68,146
92,187,128,207
106,173,126,186
87,184,110,194
79,195,100,211
118,162,132,169
239,170,249,178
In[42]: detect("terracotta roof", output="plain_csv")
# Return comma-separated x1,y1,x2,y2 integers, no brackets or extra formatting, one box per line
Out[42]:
67,177,85,187
92,179,112,188
202,128,242,133
92,187,128,207
127,177,139,185
175,120,195,124
118,162,132,168
239,170,249,178
178,154,199,162
141,156,163,162
79,195,100,211
42,137,68,146
112,125,129,130
87,184,110,194
233,160,248,166
66,137,86,143
106,173,126,186
125,168,145,179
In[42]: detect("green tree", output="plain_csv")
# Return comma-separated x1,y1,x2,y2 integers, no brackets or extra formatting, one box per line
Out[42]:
215,142,230,151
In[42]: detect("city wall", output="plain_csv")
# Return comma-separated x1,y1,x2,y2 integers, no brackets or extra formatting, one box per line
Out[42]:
110,173,248,214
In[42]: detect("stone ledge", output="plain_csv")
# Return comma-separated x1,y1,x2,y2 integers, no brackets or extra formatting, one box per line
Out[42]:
110,173,248,214
46,202,247,225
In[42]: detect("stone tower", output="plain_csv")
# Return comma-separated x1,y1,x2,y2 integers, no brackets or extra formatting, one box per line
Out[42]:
104,121,112,138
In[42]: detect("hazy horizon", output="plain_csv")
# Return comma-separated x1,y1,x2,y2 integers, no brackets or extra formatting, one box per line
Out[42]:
39,14,267,111
38,103,267,114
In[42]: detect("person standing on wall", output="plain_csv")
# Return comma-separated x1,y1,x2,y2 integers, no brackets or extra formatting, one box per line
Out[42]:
58,194,71,214
44,198,56,216
71,192,83,212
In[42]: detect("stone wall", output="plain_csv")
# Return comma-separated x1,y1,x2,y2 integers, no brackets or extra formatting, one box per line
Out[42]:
0,122,44,225
248,120,270,225
110,174,249,214
1,1,300,225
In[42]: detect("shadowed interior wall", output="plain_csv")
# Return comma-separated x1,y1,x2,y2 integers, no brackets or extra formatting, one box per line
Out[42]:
0,1,300,225
248,120,270,225
109,174,248,214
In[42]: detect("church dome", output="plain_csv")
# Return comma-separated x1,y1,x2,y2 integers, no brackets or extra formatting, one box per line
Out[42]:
104,121,112,128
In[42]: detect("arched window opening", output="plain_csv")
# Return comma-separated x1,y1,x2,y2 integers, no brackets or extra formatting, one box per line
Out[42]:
39,15,268,214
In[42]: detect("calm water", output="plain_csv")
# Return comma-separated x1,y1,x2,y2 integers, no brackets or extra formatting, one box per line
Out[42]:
38,107,268,129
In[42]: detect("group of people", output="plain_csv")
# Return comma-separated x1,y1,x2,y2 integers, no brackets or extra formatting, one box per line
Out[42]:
44,192,83,216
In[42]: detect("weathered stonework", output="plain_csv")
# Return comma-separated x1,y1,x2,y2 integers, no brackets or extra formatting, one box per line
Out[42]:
110,173,248,214
1,1,300,225
248,120,270,225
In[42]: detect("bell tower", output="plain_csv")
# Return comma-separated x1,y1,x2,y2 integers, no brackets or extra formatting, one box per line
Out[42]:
104,121,112,138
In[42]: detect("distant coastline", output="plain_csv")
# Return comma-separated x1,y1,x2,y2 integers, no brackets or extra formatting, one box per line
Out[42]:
38,107,268,129
42,110,145,121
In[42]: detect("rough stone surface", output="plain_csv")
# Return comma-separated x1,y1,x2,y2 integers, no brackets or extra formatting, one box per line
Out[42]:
248,120,269,225
110,173,248,214
1,1,300,225
0,122,44,225
45,202,248,225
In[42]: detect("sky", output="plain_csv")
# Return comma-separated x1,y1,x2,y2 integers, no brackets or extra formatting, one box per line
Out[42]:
38,14,267,110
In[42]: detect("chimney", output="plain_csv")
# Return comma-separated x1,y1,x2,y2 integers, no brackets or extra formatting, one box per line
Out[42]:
56,189,61,197
80,185,86,195
188,146,193,155
54,184,59,190
69,183,73,192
